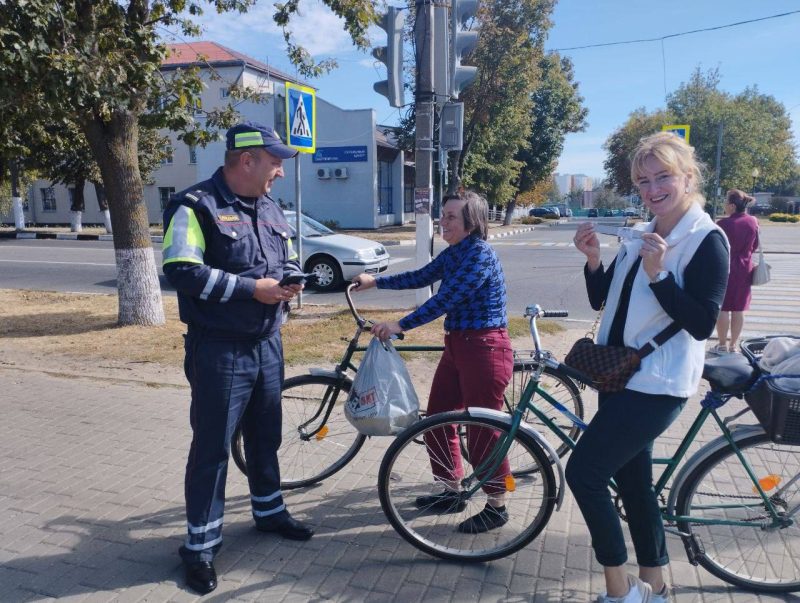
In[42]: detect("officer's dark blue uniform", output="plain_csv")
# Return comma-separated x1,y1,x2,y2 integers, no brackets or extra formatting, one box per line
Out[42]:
162,123,310,592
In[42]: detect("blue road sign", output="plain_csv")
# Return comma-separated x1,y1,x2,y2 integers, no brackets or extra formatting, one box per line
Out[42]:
285,83,316,154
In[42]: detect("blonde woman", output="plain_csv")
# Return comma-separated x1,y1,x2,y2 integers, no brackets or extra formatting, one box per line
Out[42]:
570,132,730,602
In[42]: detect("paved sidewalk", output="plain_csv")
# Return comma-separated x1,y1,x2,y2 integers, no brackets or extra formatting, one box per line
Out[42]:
2,357,799,601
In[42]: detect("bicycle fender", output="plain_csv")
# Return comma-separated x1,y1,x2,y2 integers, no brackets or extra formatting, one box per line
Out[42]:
308,368,341,380
665,423,766,515
466,407,565,510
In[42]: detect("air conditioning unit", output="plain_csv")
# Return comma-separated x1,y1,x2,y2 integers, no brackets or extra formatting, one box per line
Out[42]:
316,168,331,179
334,167,349,179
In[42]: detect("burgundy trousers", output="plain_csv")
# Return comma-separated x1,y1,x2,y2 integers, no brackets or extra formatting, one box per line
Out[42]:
424,327,513,495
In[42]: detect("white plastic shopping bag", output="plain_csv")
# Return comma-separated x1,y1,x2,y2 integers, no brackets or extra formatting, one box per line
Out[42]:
345,337,420,436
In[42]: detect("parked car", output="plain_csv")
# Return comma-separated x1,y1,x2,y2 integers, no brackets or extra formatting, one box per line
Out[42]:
529,206,560,218
283,211,390,292
623,207,639,217
587,208,599,218
603,209,614,217
556,204,573,217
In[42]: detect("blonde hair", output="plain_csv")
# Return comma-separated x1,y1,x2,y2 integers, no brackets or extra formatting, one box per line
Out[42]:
631,132,706,206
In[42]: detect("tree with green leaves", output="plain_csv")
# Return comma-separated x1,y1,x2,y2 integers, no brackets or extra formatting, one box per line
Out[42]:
0,0,378,325
603,68,798,201
506,52,587,223
455,0,555,197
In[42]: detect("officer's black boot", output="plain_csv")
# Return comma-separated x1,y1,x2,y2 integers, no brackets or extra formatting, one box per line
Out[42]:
185,560,217,595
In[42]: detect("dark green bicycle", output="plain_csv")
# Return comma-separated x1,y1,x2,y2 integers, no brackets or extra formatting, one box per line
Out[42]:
378,310,800,593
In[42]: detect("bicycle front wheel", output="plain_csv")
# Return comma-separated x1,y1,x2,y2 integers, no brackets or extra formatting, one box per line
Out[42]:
232,374,366,489
378,411,557,562
675,432,800,592
506,363,584,460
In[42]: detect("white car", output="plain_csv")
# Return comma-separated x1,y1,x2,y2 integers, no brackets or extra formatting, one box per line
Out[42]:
284,211,390,292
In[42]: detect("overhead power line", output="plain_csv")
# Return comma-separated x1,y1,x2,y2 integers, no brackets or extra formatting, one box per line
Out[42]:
553,9,800,52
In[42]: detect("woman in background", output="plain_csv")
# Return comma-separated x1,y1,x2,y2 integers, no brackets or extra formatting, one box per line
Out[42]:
714,189,759,354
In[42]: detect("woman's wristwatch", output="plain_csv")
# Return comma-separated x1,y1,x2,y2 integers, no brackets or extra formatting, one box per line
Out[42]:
651,270,670,284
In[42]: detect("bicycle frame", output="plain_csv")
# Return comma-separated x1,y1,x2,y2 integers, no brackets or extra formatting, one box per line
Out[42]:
459,306,795,533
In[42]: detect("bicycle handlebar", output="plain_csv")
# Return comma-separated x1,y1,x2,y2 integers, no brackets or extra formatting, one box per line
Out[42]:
345,283,366,327
541,310,568,318
345,283,405,340
525,305,568,319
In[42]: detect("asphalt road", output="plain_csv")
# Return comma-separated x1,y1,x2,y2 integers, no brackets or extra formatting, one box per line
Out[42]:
2,220,796,326
0,224,609,323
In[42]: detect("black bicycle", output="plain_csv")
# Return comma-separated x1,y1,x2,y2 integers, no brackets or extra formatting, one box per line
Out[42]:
231,285,585,489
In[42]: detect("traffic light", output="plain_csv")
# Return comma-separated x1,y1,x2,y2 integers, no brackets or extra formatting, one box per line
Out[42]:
373,7,405,108
450,0,480,99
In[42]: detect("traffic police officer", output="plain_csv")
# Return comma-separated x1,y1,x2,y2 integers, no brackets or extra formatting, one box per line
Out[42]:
162,122,314,595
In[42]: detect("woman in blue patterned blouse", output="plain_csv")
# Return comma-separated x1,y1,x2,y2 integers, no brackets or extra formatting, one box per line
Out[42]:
352,190,512,533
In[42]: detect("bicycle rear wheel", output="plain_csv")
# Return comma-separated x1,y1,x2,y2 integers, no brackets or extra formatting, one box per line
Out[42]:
675,432,800,592
505,363,584,459
232,374,366,489
378,411,557,562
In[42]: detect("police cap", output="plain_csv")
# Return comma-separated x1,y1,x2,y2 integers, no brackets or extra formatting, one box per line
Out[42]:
225,121,298,159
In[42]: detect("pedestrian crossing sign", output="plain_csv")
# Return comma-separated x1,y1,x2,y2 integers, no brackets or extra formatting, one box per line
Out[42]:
285,82,316,154
662,124,691,143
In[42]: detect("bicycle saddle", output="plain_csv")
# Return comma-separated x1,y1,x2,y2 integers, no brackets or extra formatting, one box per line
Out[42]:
702,353,759,394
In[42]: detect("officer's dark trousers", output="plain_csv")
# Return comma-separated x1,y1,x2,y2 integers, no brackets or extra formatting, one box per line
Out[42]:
180,330,285,563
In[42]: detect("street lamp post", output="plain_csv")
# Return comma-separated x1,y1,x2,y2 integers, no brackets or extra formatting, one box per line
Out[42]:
751,167,760,194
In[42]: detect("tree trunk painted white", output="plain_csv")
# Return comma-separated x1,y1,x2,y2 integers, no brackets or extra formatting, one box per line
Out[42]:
82,109,164,326
12,197,25,230
102,209,112,233
70,210,83,232
115,246,165,325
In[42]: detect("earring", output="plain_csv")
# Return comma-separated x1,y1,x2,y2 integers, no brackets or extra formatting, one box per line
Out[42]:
685,186,689,194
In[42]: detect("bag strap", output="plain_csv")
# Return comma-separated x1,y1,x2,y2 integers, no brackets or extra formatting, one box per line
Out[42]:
636,322,682,359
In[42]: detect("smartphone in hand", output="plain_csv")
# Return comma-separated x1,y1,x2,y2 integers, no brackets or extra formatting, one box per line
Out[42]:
279,272,316,287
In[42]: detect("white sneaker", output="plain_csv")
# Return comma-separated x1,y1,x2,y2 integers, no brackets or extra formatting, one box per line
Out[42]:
595,574,652,602
650,584,671,603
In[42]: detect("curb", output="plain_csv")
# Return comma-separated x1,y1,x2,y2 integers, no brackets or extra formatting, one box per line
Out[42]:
0,231,164,243
3,227,535,246
381,225,536,246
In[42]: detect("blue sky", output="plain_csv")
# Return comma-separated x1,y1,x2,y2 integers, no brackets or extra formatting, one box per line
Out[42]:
181,0,800,182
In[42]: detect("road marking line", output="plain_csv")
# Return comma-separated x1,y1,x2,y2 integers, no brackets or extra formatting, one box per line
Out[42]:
0,259,116,267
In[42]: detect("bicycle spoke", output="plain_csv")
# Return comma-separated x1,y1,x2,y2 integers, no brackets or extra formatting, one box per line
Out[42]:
677,435,800,592
379,413,557,562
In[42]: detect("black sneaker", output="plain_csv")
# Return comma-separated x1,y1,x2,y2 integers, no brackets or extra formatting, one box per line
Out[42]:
456,504,508,533
415,490,467,513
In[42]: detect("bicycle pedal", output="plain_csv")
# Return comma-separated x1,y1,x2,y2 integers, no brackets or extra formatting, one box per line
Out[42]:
681,533,705,565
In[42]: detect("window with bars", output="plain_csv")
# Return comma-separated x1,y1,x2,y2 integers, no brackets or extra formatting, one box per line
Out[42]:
40,187,56,212
188,145,197,164
161,144,173,165
377,160,393,215
159,187,176,211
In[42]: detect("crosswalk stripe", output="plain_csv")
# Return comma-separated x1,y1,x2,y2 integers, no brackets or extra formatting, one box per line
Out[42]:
742,255,800,337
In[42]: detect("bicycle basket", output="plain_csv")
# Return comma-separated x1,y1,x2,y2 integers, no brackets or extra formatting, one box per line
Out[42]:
742,336,800,445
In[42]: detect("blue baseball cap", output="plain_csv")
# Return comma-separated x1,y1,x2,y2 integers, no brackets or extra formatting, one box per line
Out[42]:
225,121,298,159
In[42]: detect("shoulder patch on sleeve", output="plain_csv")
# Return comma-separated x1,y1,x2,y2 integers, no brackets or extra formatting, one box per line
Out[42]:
183,189,206,203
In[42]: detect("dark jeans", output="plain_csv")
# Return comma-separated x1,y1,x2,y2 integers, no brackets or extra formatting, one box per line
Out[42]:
565,389,685,567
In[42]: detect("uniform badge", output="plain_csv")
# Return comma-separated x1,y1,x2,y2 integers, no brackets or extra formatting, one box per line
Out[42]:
218,214,240,222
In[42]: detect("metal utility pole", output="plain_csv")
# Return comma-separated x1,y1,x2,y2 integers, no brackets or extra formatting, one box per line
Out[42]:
414,0,436,306
712,122,723,219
